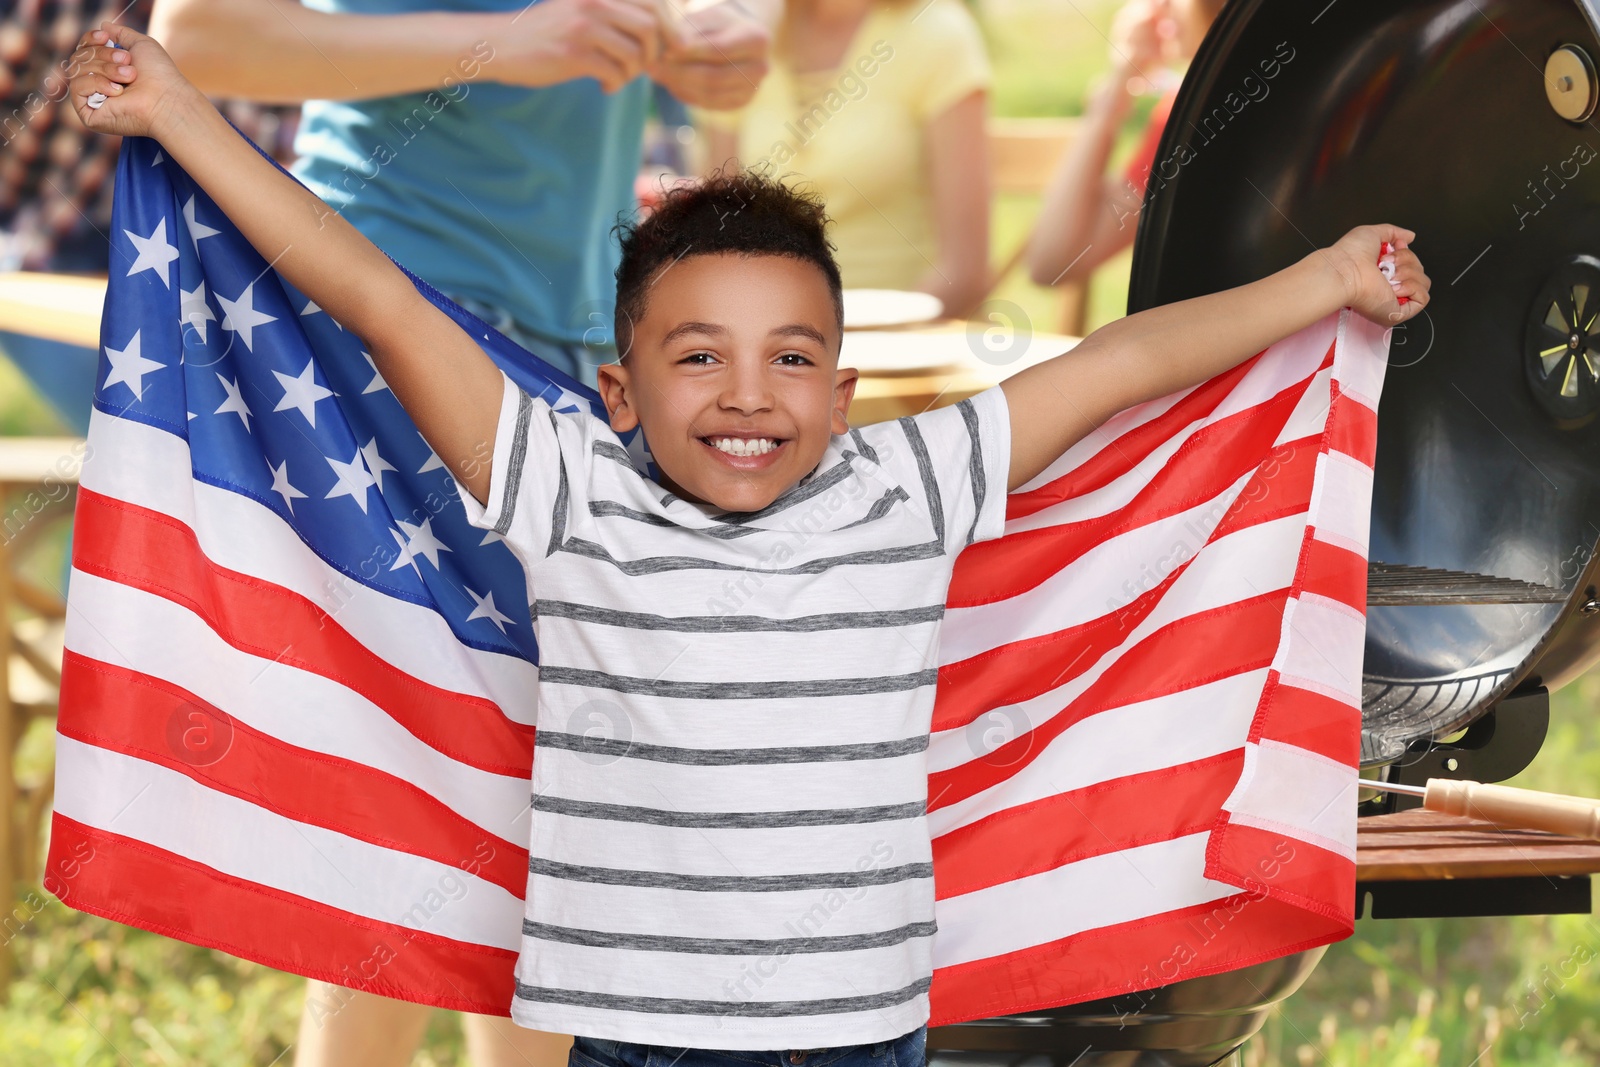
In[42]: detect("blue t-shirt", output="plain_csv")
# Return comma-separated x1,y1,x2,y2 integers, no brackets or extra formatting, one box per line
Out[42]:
291,0,648,350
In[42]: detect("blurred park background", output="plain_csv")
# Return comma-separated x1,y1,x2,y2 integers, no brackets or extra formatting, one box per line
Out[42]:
5,0,1600,1063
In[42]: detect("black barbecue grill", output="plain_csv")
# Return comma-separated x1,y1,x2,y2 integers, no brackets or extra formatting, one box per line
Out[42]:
928,0,1600,1062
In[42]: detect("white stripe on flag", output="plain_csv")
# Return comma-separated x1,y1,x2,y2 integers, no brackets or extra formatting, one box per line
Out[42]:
1273,367,1334,449
1273,592,1366,708
926,668,1267,834
66,570,532,840
1333,308,1391,411
1222,739,1358,859
940,509,1303,668
1306,449,1374,559
53,736,525,950
931,833,1239,968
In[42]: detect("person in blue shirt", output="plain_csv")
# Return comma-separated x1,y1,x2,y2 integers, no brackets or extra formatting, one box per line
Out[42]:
145,2,781,1062
150,0,775,389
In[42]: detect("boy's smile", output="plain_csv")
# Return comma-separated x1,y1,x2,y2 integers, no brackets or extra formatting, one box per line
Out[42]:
597,252,858,514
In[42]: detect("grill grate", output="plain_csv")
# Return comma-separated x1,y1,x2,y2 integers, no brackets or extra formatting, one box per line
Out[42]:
1366,562,1567,606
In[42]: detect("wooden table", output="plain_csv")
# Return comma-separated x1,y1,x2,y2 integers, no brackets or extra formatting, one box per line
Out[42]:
0,272,104,349
0,436,83,997
1356,809,1600,918
842,318,1082,425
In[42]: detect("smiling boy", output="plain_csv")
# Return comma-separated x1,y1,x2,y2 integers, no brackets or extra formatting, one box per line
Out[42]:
68,19,1430,1067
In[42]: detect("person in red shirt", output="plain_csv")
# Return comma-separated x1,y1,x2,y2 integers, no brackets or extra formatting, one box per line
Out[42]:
1025,0,1223,289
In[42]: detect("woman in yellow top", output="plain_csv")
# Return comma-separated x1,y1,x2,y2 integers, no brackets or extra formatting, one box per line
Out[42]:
694,0,993,319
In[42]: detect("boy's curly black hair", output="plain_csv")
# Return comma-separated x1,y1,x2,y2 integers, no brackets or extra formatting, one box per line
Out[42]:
611,168,844,359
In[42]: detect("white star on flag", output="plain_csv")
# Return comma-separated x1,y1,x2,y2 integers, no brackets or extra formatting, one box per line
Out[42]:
182,195,221,255
124,218,180,289
272,361,335,427
464,586,514,632
324,449,377,512
479,529,505,546
217,282,278,352
389,518,452,574
151,148,165,165
418,449,446,474
214,373,252,430
180,282,216,344
362,352,389,394
359,438,397,491
301,298,343,330
269,459,307,514
102,330,164,400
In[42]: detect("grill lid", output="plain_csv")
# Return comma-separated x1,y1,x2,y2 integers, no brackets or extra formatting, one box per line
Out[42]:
1127,0,1600,763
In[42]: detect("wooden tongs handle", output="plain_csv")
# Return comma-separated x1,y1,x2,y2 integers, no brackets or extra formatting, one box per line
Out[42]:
1424,779,1600,839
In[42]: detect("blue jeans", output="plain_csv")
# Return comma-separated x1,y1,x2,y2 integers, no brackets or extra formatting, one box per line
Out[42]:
570,1025,927,1067
444,292,608,390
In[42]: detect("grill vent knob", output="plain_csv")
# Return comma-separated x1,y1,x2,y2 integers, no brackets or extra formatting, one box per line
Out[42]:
1546,45,1597,122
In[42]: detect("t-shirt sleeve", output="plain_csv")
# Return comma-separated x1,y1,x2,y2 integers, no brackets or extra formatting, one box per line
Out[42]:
452,370,573,566
907,0,994,122
897,384,1012,553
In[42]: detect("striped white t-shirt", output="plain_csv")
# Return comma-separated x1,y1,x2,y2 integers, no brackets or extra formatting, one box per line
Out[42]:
456,371,1011,1049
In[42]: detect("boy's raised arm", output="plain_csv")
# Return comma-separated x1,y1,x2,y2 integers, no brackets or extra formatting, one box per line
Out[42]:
68,22,507,506
1000,226,1431,492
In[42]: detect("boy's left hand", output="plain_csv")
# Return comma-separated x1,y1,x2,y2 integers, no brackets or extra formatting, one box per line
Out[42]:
1328,223,1430,326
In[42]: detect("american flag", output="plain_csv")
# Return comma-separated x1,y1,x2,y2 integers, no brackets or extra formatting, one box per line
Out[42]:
46,134,1386,1023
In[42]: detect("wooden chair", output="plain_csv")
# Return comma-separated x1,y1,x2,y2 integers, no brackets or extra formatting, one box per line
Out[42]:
985,116,1091,337
0,437,80,998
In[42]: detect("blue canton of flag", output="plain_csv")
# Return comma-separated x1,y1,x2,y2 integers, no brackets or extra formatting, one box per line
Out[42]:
105,134,643,660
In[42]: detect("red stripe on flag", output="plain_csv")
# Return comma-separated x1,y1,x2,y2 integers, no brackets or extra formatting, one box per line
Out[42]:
44,815,517,1015
1005,357,1261,521
56,654,531,896
933,590,1287,739
1325,385,1378,468
931,752,1243,898
72,488,535,776
1207,821,1355,923
1299,537,1367,614
928,892,1348,1027
1207,440,1317,542
1247,676,1361,767
950,379,1311,608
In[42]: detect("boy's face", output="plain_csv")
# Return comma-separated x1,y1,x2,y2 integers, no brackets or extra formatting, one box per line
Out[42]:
596,253,858,514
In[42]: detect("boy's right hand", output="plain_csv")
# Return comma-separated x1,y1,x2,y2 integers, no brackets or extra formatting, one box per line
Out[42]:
68,22,201,139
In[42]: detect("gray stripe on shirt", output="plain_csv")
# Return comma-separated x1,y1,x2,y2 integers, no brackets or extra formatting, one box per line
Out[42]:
514,976,932,1017
957,397,987,547
555,535,944,575
587,499,761,540
531,599,944,633
522,919,937,955
532,795,926,827
536,666,938,699
528,856,935,890
837,486,910,531
849,427,879,465
534,731,929,764
493,389,535,537
897,417,943,544
592,440,637,468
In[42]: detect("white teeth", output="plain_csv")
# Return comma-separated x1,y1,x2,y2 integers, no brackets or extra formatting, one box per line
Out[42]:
710,437,778,457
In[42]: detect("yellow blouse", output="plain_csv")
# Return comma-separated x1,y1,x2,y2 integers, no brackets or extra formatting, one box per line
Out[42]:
694,0,992,290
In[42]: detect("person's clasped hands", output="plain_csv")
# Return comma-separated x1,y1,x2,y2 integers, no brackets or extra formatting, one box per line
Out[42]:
495,0,771,106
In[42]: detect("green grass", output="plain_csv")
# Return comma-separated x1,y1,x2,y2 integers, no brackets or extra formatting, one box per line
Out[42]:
0,348,66,437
